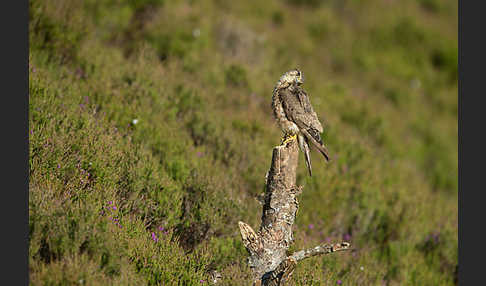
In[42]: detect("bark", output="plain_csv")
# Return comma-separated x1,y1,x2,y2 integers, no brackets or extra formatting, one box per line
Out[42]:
238,139,351,285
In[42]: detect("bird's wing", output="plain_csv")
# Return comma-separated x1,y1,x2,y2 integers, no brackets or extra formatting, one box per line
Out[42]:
296,87,323,133
279,87,330,161
279,87,324,135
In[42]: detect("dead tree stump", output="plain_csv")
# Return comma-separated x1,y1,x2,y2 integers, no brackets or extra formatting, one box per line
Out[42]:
238,139,351,285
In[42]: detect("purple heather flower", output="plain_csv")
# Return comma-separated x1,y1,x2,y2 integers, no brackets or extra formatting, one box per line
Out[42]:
337,280,342,285
343,233,351,241
57,164,61,169
108,201,113,205
433,233,440,243
326,237,332,243
151,232,159,242
197,151,203,157
112,206,117,210
308,224,314,230
200,280,205,283
158,226,165,231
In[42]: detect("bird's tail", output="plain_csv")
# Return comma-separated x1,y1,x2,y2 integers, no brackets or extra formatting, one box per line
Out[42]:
298,134,312,176
301,129,331,162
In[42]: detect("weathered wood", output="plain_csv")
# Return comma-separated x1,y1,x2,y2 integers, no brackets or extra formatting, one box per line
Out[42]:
289,242,351,262
238,139,351,285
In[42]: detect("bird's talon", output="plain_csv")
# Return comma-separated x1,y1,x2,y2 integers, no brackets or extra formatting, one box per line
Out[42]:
281,134,297,145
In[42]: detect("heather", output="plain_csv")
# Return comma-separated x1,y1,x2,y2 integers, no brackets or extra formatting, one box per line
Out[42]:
29,0,457,284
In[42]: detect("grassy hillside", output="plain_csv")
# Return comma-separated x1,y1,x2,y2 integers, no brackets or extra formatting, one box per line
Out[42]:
29,0,457,285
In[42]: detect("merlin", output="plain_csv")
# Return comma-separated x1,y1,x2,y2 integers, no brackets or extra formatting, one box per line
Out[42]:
272,69,330,176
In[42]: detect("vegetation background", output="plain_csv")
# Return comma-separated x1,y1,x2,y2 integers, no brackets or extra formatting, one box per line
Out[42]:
29,0,457,285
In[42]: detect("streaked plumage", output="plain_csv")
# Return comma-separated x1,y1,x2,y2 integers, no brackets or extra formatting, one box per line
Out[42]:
272,69,330,176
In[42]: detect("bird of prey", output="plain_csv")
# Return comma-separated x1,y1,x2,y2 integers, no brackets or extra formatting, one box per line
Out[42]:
271,69,330,176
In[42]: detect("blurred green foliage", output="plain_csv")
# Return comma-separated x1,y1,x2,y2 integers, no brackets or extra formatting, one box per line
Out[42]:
225,64,248,87
29,0,457,284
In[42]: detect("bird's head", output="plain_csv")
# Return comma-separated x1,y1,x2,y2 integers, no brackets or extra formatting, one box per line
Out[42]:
278,69,304,88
